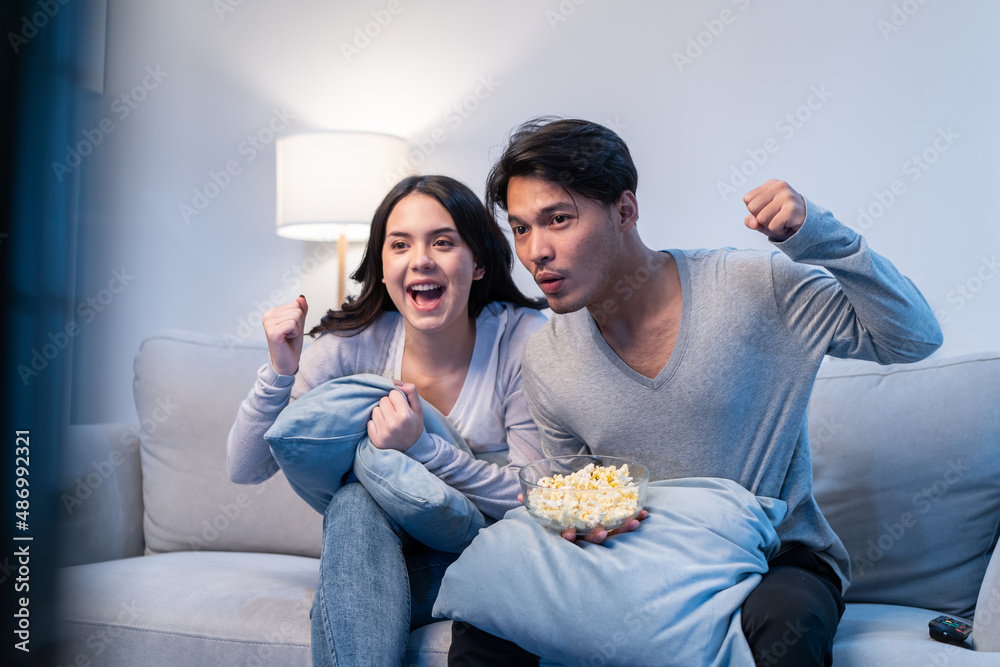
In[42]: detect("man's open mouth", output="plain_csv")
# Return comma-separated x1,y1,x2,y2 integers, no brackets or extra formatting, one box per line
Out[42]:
407,282,445,310
536,273,565,295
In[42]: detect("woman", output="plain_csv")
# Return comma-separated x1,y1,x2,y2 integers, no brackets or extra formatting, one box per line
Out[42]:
226,174,546,666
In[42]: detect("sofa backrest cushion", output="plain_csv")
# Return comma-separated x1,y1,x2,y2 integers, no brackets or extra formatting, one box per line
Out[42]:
809,352,1000,618
134,330,322,557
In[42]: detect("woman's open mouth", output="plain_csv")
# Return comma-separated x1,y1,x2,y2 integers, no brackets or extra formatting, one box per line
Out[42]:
407,282,445,311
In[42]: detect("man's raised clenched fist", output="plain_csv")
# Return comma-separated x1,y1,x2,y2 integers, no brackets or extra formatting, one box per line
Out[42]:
743,179,807,242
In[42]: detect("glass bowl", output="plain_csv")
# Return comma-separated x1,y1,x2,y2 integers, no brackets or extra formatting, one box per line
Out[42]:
519,455,649,535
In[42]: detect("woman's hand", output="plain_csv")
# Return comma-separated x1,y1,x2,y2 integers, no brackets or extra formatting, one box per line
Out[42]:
368,381,425,452
262,295,308,376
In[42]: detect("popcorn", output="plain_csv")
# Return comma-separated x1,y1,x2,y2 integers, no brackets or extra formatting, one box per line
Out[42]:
526,463,640,532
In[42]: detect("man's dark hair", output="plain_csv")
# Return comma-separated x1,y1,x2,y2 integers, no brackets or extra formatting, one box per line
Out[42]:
486,117,638,213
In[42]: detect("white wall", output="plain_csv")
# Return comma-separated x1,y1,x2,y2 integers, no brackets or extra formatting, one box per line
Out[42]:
66,0,999,423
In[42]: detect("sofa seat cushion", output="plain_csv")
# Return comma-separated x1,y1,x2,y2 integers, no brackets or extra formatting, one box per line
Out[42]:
418,608,996,667
407,621,452,667
58,551,316,667
58,551,453,667
809,352,1000,618
833,604,992,665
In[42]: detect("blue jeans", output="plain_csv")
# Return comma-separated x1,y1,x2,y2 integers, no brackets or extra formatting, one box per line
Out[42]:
311,482,459,667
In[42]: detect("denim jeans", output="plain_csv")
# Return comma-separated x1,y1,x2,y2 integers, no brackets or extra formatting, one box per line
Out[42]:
311,482,459,667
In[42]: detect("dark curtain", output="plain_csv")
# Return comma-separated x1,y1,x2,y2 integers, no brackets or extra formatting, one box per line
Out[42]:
1,1,84,664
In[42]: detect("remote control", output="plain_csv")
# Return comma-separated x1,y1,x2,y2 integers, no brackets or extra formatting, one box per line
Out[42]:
929,615,972,646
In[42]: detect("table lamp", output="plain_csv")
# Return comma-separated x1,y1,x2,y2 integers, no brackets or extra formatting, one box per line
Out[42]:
276,131,409,306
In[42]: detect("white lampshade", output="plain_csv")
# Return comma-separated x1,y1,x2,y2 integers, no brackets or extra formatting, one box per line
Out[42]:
276,132,409,241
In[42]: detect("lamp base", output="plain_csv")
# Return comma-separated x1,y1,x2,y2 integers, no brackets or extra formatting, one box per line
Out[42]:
337,234,347,308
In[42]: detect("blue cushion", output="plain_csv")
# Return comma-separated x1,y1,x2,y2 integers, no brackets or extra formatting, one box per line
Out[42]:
432,478,785,666
264,374,486,552
354,441,486,553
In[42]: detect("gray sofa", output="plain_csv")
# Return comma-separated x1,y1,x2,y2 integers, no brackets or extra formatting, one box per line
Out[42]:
56,330,1000,666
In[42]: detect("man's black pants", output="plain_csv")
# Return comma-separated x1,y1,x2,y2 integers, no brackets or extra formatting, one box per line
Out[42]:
447,544,845,667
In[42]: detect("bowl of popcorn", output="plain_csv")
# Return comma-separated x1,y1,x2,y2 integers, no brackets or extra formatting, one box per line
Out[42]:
519,455,649,535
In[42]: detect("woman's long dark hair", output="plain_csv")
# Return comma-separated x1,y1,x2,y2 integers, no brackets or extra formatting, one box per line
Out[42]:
309,174,544,337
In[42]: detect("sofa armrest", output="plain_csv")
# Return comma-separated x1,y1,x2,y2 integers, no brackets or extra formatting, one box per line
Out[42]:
58,423,145,566
974,546,1000,651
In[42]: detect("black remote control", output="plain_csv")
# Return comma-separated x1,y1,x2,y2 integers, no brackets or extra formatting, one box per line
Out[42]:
929,615,972,646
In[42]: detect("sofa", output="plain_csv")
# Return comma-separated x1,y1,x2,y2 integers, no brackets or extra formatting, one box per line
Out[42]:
55,329,1000,666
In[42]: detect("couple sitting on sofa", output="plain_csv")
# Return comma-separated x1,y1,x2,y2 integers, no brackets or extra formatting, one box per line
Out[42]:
226,117,943,667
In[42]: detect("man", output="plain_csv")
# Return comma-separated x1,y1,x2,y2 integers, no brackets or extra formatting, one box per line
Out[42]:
447,118,943,666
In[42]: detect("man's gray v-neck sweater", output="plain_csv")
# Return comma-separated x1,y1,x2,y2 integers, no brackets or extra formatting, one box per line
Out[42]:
521,199,943,592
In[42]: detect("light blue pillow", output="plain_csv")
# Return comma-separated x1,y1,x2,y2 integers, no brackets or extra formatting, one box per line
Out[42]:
263,374,487,552
432,478,786,666
353,441,486,553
